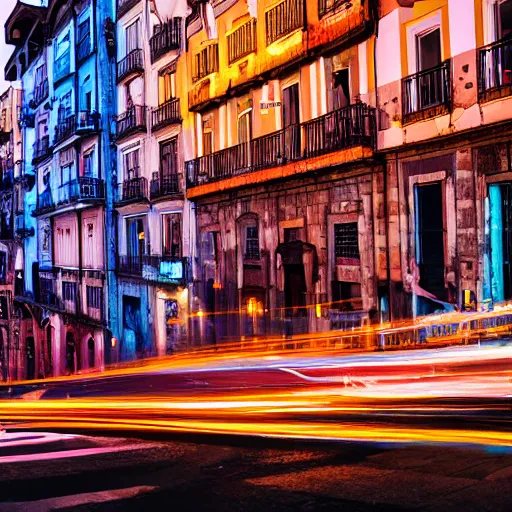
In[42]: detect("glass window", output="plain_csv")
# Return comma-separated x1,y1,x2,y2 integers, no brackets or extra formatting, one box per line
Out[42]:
245,225,260,260
125,19,141,55
86,286,102,309
162,213,182,257
124,149,140,180
334,223,359,260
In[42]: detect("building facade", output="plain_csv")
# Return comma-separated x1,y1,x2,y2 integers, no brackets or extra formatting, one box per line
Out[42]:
5,0,117,378
113,0,192,359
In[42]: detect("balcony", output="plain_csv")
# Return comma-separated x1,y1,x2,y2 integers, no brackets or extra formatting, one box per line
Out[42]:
54,111,100,145
33,78,49,108
186,103,376,189
56,177,105,206
118,255,189,285
39,276,61,309
116,105,147,141
150,173,181,200
86,304,105,324
14,215,34,239
54,51,71,84
402,60,451,124
117,49,144,83
32,135,51,164
115,176,148,206
151,98,181,132
228,19,257,64
478,37,512,103
117,0,141,19
192,44,219,82
149,18,181,63
265,0,303,46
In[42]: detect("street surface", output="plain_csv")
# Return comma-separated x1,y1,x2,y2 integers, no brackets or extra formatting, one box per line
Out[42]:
2,431,512,511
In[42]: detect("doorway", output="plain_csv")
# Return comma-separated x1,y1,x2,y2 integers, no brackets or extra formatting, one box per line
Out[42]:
282,83,300,161
65,331,76,375
284,264,307,314
415,182,446,300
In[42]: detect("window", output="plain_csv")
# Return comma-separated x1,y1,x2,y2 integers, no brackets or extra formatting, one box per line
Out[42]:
40,277,53,295
237,111,252,144
416,28,441,72
62,281,77,302
334,222,359,260
245,225,260,260
58,91,72,121
201,231,218,262
77,17,91,61
494,0,512,41
202,116,213,156
87,286,103,309
0,252,6,284
60,148,75,184
124,149,140,180
284,227,300,243
332,68,350,110
162,213,182,257
161,138,178,177
159,68,176,104
126,217,145,257
35,64,47,87
125,20,141,55
83,150,94,177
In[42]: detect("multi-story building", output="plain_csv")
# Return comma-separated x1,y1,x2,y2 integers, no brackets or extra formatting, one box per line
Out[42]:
184,0,379,340
0,86,23,380
375,0,512,318
113,0,191,359
5,0,117,378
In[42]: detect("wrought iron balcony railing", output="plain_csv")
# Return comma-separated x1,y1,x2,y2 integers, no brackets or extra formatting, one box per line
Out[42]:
54,111,100,145
192,44,219,82
33,135,51,163
117,0,141,19
478,36,512,103
402,60,451,123
149,18,181,63
150,173,181,200
115,176,148,205
56,177,105,205
151,98,181,132
117,49,144,83
33,78,49,108
186,103,376,188
118,255,189,284
116,105,147,141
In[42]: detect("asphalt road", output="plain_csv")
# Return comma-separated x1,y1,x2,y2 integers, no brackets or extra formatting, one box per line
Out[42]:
2,431,512,511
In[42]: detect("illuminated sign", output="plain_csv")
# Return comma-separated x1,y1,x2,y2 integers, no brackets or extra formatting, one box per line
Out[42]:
159,260,183,280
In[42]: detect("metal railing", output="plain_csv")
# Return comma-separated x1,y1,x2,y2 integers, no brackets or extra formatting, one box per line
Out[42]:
318,0,350,18
149,18,181,63
86,305,105,323
187,103,376,187
265,0,303,46
151,98,181,131
54,52,71,83
54,111,99,145
116,105,147,140
118,254,188,283
150,173,181,199
192,44,219,82
32,135,51,163
116,176,148,204
117,49,144,83
56,177,105,205
478,36,512,102
117,0,141,19
228,19,257,64
33,78,49,107
402,60,451,119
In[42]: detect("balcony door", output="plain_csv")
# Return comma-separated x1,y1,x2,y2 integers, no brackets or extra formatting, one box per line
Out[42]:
127,217,145,259
282,83,300,161
237,110,252,168
125,19,140,56
491,0,512,41
160,138,178,193
415,28,442,110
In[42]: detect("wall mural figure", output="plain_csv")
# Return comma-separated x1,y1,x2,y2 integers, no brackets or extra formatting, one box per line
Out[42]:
40,170,53,210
